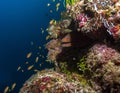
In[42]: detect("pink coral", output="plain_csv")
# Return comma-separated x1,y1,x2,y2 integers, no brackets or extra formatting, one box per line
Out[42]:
87,44,120,64
76,13,87,27
41,76,51,82
19,70,96,93
86,44,120,92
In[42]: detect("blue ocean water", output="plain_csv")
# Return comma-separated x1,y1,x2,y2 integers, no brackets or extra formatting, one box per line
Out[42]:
0,0,65,92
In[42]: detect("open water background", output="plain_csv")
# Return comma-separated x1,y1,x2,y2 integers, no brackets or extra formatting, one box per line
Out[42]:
0,0,65,92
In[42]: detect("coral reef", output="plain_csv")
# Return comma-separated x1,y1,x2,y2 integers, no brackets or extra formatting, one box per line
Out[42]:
19,70,96,93
65,0,120,41
87,44,120,65
45,0,120,92
20,0,120,93
86,44,120,92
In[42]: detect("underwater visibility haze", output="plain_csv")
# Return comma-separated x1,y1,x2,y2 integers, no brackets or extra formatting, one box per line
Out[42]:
0,0,64,92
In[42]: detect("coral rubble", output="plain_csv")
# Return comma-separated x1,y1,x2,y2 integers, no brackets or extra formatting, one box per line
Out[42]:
19,0,120,93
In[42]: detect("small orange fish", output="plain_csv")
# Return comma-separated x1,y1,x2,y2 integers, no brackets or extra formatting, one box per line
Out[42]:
35,57,39,63
26,52,32,58
34,69,39,72
27,65,34,70
46,35,50,40
61,34,71,43
61,43,72,47
47,3,51,7
11,83,16,90
56,3,60,11
4,86,9,93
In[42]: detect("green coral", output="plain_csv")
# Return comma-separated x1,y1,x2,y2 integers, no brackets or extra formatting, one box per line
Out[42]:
77,55,88,73
68,73,88,86
59,62,71,75
63,0,79,7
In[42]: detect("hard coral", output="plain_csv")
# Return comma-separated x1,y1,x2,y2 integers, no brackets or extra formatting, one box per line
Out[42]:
66,0,120,41
48,19,72,39
19,0,120,93
46,39,62,62
86,44,120,92
46,0,120,92
19,70,96,93
87,44,120,64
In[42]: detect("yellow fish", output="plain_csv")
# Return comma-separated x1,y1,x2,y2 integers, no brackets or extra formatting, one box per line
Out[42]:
46,35,50,40
56,3,60,7
53,20,57,25
49,19,57,25
27,65,34,70
4,86,9,93
35,57,39,63
11,83,16,90
56,3,60,11
34,69,39,72
49,19,54,25
46,59,50,62
47,3,51,7
26,52,32,58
